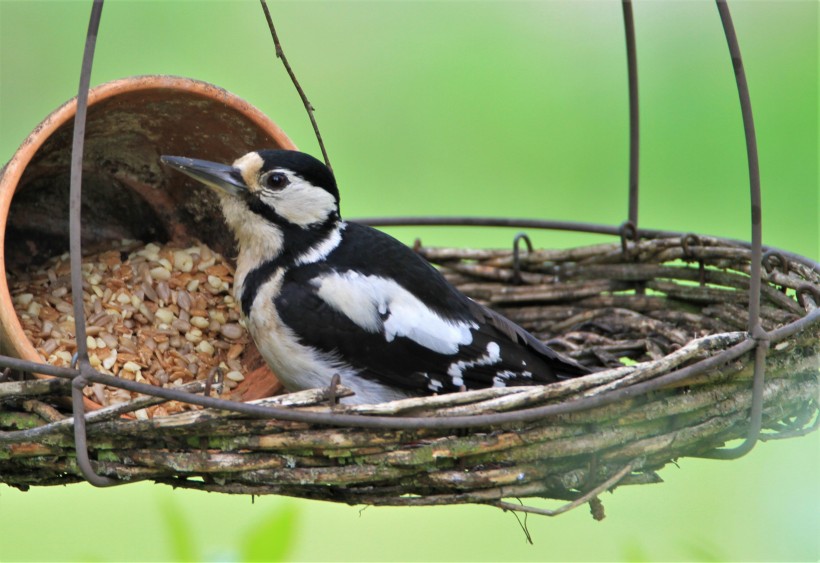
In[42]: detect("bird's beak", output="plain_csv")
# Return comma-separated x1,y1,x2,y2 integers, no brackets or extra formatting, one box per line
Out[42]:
160,155,248,197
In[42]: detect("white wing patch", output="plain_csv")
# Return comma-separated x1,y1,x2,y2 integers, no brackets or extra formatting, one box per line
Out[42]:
313,271,476,355
492,369,533,388
261,173,338,227
244,268,412,404
447,342,502,387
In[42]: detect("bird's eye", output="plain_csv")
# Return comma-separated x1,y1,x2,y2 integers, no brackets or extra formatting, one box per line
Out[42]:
265,172,290,190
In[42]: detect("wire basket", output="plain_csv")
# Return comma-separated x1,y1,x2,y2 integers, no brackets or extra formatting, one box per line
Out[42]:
3,233,818,515
0,0,818,518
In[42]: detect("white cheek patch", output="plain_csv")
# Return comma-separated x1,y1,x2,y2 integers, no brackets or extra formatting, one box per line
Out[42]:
265,181,337,227
314,272,476,355
219,195,285,291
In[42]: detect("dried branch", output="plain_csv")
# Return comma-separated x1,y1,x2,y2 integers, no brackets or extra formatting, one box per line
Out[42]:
260,0,332,171
489,459,642,517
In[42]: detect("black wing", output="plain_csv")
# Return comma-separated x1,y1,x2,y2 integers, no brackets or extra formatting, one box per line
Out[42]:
275,222,588,394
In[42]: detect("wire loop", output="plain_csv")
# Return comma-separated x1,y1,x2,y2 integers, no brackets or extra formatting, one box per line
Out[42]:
511,232,534,285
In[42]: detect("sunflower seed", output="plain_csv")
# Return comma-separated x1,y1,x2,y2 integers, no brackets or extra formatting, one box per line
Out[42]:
220,323,243,340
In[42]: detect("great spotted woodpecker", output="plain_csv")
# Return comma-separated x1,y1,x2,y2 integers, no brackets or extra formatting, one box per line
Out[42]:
161,150,588,404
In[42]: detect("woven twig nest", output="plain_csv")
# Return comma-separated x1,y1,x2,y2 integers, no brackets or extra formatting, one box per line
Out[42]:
2,233,818,515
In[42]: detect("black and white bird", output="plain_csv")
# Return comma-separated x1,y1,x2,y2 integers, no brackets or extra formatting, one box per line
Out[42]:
161,150,588,404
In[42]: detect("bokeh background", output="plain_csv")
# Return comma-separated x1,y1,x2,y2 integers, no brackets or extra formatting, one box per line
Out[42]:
1,1,817,561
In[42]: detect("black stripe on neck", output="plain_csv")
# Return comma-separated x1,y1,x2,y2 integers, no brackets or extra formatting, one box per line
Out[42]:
246,197,340,262
239,205,341,317
240,258,280,317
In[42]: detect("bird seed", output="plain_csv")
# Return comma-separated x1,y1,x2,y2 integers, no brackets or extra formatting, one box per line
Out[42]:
10,239,253,417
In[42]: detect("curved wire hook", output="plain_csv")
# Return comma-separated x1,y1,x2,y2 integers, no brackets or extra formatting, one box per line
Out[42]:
698,0,766,460
511,232,534,284
681,233,706,285
619,221,639,257
68,0,121,487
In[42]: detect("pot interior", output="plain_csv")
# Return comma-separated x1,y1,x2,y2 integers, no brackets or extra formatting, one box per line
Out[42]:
2,77,295,403
6,82,291,268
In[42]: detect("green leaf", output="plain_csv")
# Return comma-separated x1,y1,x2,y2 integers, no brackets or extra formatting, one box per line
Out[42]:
240,503,298,563
159,495,199,562
682,539,726,562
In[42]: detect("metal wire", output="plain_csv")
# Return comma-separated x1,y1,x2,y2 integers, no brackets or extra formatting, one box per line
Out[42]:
68,0,103,371
1,305,815,442
696,0,766,460
357,217,820,274
67,0,118,487
0,0,817,479
511,233,533,284
0,335,760,438
622,0,640,228
355,216,624,236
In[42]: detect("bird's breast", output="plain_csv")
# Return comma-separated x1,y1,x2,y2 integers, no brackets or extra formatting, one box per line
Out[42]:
239,268,333,390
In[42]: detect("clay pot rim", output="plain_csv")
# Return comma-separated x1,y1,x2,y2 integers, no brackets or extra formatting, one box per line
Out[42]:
0,74,295,374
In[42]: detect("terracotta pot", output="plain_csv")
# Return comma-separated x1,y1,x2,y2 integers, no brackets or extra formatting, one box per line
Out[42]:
0,75,293,405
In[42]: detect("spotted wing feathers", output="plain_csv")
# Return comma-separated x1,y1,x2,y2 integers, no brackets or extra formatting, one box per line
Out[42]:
465,299,590,379
273,223,588,397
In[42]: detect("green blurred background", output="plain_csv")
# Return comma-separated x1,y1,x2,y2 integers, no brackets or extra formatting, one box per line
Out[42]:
0,1,817,561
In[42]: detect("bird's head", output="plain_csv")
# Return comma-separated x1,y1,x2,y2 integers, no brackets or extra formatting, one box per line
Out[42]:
161,149,340,261
161,149,339,227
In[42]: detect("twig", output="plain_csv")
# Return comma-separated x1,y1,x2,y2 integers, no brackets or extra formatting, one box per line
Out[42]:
432,366,635,416
509,499,534,544
0,380,210,444
760,408,820,441
489,459,641,517
0,377,72,399
320,385,534,416
138,384,355,427
259,0,332,171
581,332,746,396
22,400,66,423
